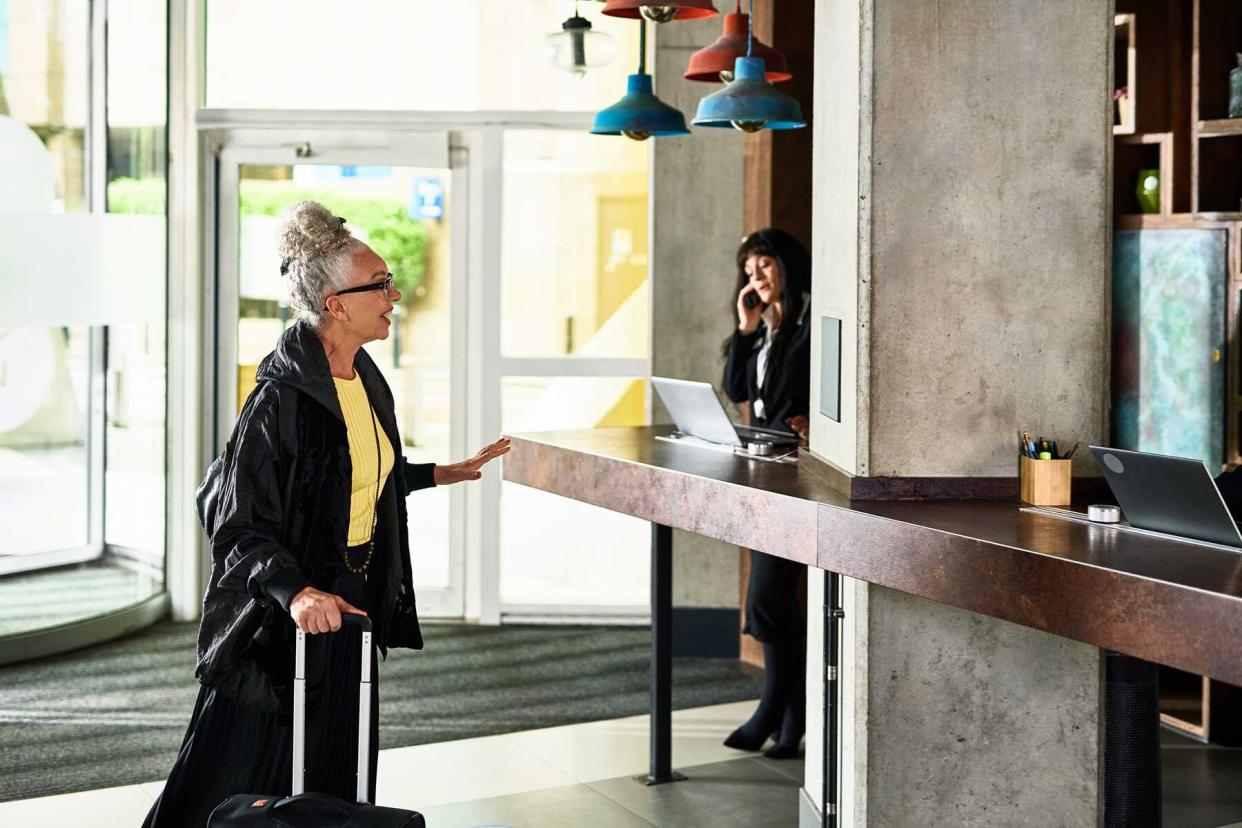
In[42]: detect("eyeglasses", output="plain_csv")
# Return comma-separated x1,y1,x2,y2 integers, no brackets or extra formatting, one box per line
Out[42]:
323,274,395,310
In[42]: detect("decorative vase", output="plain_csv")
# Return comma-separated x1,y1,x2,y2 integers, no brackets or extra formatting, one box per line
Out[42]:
1230,54,1242,118
1136,169,1160,214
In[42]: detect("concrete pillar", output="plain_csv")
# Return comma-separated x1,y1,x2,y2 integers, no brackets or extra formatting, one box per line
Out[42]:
652,18,746,651
803,0,1111,823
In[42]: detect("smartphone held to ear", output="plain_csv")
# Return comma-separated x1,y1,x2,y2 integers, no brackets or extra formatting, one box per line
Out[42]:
743,291,766,310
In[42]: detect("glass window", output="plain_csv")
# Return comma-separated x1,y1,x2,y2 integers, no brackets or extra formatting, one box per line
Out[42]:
0,326,91,557
500,376,649,608
0,0,90,212
0,0,168,641
0,0,91,559
501,131,649,358
104,0,168,563
205,0,640,112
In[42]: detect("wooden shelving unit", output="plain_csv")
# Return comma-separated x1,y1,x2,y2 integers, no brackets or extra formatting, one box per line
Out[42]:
1198,118,1242,137
1114,0,1242,742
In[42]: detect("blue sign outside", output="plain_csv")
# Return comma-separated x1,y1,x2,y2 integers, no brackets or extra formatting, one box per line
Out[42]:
410,177,445,222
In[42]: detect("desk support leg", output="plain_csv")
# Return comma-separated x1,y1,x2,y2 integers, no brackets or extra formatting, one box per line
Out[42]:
823,570,843,828
645,522,686,785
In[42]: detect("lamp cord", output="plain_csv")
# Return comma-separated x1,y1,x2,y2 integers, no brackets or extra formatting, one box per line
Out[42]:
746,0,753,57
639,16,647,74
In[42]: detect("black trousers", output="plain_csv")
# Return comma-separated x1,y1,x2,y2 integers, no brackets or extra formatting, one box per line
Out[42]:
743,549,806,643
143,569,379,827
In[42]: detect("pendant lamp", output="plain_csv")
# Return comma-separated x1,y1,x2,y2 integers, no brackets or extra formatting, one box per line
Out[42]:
592,19,689,140
545,2,617,75
602,0,717,23
685,1,789,83
692,1,805,131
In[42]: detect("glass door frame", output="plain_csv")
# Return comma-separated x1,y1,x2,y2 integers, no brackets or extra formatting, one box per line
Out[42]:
199,111,652,625
209,127,468,618
476,129,651,624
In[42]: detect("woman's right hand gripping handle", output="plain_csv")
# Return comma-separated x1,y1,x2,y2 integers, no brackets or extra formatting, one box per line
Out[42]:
289,586,368,634
737,284,762,335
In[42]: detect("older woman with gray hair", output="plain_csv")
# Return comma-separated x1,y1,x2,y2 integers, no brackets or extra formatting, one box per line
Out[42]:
144,201,508,826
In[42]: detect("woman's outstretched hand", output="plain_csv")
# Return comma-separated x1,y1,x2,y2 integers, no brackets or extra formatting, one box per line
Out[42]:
433,437,512,485
289,587,367,634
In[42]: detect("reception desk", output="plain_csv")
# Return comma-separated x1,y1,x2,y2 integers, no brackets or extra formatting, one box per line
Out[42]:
502,426,1242,822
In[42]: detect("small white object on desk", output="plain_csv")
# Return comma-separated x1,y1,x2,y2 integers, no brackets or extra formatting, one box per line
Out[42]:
746,440,774,457
1087,504,1122,524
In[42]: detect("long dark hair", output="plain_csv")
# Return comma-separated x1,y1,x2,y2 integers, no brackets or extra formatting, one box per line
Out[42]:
721,228,812,397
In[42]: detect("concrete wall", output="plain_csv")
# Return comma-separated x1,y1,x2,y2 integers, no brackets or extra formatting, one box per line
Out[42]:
866,0,1111,477
805,0,1113,823
863,589,1101,825
810,0,1112,478
652,18,745,610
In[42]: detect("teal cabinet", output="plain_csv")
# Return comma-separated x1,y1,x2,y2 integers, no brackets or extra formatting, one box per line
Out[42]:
1112,229,1227,468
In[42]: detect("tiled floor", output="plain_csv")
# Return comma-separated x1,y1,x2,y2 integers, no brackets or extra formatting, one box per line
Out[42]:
0,700,806,828
6,700,1242,826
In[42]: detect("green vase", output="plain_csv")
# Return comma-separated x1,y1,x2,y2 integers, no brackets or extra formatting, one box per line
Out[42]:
1136,169,1160,214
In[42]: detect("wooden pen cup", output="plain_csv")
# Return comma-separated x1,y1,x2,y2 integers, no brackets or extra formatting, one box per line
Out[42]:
1019,455,1072,506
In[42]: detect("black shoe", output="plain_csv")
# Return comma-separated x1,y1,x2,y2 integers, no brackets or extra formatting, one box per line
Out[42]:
763,683,804,758
724,704,782,751
762,741,801,759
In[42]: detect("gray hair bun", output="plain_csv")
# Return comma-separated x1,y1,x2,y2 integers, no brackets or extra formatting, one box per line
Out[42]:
277,200,361,324
278,200,352,274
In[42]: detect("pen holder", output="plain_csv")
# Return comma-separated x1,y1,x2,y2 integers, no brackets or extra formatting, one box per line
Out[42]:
1019,455,1072,506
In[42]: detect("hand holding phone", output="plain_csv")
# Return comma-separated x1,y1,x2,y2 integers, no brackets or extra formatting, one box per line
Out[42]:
737,284,764,334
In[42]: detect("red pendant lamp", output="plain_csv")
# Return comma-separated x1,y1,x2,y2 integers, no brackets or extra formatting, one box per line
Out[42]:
684,1,789,82
602,0,718,23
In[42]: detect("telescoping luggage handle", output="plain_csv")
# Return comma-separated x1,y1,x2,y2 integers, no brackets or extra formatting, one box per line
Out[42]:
293,614,373,803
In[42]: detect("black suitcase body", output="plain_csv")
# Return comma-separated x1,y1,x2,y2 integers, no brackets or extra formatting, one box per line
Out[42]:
207,616,425,827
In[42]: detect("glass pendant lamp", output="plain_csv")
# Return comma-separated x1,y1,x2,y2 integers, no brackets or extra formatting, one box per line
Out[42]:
545,1,618,75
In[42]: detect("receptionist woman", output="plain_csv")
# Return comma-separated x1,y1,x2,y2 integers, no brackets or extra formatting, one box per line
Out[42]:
722,228,812,758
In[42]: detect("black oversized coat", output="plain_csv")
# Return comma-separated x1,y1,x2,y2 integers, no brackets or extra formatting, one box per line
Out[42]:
194,319,434,712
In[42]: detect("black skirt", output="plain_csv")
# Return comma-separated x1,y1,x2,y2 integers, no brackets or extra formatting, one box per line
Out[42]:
143,565,379,827
742,549,807,643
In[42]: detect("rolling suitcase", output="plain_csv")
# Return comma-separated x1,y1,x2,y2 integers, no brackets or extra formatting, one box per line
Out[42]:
207,615,425,827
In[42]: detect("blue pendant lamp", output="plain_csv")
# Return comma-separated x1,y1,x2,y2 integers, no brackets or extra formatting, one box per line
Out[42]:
692,0,805,132
591,18,689,140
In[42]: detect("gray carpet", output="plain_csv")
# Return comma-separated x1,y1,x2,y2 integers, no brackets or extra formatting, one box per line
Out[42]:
0,621,761,803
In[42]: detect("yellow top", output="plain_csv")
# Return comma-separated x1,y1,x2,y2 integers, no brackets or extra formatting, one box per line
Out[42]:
333,374,395,546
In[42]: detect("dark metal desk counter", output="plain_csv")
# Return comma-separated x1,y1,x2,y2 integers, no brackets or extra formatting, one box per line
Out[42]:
501,426,1242,809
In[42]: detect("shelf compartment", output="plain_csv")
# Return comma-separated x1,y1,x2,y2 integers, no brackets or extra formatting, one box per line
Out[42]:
1196,133,1242,213
1160,666,1207,740
1115,132,1172,216
1194,0,1242,122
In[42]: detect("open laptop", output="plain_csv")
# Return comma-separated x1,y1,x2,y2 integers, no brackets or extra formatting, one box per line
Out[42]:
1090,446,1242,547
651,377,800,448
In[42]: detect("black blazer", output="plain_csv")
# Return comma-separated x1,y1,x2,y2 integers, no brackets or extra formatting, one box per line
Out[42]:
723,313,812,434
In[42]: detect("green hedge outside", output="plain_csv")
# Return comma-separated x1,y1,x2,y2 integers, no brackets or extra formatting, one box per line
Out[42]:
107,177,429,297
